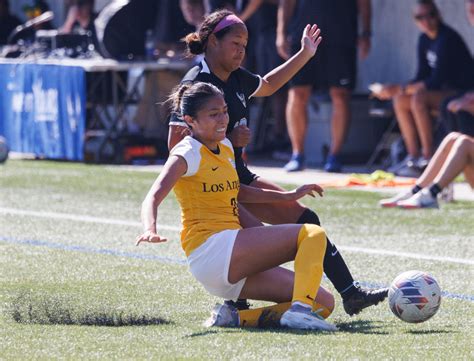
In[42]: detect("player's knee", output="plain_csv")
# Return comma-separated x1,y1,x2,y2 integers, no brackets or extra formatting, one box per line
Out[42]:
302,224,326,246
297,208,321,226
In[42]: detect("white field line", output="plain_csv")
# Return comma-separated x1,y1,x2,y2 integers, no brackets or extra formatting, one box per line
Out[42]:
1,207,473,266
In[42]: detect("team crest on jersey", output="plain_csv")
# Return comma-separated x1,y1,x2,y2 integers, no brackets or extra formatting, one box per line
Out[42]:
236,92,246,108
229,158,236,168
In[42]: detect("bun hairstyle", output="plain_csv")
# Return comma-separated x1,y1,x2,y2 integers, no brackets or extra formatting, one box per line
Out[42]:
183,9,241,56
170,82,224,123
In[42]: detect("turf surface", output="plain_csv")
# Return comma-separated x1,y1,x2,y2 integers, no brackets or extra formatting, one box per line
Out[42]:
1,160,472,359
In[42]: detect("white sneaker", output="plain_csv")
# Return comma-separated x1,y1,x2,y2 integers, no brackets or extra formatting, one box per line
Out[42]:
203,303,239,328
397,189,439,209
280,304,338,331
379,190,414,208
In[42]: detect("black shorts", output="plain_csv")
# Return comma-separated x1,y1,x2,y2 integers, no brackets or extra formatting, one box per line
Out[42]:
289,41,356,90
235,156,259,185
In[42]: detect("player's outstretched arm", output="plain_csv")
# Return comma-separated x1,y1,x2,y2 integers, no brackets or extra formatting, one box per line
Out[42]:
136,155,187,246
254,24,322,97
238,183,323,203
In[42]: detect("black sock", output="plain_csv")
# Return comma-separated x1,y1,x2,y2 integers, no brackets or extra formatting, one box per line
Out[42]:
297,209,355,298
296,208,321,226
412,184,422,194
429,183,442,198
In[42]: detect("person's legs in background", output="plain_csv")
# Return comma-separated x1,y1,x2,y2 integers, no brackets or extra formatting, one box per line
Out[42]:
324,86,351,172
284,85,312,171
411,88,456,163
393,93,419,160
323,44,356,173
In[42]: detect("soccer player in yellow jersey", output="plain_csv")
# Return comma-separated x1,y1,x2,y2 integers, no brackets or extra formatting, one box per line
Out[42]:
136,81,338,331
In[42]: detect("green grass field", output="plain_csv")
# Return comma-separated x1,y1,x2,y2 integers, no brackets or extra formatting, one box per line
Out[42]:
1,160,473,360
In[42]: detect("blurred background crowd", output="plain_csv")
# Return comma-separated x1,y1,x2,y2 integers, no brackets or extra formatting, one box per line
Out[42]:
0,0,473,177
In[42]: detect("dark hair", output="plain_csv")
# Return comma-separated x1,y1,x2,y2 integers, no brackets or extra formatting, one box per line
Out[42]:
169,82,224,122
416,0,441,17
183,9,243,56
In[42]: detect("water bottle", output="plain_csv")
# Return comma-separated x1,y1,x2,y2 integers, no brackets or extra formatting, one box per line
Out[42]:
145,29,155,60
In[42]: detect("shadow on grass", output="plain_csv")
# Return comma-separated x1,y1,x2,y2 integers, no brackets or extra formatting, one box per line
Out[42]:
8,291,172,327
406,329,456,335
186,319,388,337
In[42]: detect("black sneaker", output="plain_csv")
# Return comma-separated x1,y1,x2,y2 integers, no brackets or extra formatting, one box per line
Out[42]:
224,299,251,311
343,286,389,316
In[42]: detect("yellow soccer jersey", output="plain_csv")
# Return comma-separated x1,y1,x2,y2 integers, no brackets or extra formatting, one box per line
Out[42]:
171,136,242,256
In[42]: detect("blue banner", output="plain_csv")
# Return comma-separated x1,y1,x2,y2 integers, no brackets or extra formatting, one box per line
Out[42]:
0,63,85,161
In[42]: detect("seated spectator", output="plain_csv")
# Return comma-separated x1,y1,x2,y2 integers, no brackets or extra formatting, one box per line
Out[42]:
439,0,474,137
372,0,474,177
60,0,99,51
0,0,21,45
379,132,473,208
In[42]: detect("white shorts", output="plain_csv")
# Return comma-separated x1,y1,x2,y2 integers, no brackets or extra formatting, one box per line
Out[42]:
187,229,246,301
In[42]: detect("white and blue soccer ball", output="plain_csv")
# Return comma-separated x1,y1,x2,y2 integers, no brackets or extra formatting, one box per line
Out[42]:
0,136,9,163
388,270,441,323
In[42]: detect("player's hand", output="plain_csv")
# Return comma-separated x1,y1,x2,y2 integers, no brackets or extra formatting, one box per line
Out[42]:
135,231,167,246
300,24,322,58
228,125,251,147
288,184,324,200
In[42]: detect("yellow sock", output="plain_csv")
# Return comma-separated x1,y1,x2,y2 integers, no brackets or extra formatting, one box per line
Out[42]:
293,224,327,306
238,300,333,328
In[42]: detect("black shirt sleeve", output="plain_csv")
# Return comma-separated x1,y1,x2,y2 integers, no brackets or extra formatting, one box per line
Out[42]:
237,67,262,98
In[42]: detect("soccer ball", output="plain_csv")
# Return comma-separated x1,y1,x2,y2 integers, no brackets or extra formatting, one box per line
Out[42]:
0,136,9,163
388,270,441,323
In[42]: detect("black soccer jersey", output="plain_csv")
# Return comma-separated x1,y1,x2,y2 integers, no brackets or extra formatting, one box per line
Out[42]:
169,59,262,162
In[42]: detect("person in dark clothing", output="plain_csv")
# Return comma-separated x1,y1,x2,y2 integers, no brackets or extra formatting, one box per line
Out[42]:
0,0,21,45
372,0,474,177
60,0,100,52
277,0,372,172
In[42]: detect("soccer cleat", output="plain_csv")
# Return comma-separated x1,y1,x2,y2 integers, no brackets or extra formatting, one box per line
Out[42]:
379,189,414,208
397,188,439,209
284,154,305,172
343,285,389,316
204,303,240,328
280,304,338,331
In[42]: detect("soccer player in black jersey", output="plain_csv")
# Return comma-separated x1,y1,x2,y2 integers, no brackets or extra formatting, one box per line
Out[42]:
168,9,388,322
